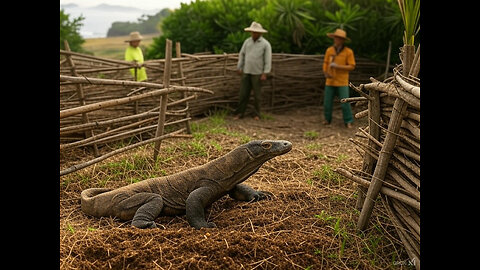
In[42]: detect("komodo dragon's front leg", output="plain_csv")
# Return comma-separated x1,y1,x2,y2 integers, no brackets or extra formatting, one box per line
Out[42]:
185,186,219,229
228,183,273,202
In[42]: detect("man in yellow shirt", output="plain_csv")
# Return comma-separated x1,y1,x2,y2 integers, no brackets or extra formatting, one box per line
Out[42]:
124,31,148,82
322,28,355,128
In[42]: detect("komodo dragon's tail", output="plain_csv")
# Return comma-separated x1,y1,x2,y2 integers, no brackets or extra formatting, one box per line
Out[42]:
80,188,112,217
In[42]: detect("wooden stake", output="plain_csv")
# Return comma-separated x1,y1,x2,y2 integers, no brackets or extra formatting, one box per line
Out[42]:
356,44,414,231
335,168,419,210
356,80,381,210
176,41,192,134
153,39,172,161
63,40,99,157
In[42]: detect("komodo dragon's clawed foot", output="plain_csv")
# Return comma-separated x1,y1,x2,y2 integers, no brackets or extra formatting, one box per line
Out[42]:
252,190,273,202
132,220,157,229
192,221,216,230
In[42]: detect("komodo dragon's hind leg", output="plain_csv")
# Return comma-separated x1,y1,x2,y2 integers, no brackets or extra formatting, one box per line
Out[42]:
114,193,164,229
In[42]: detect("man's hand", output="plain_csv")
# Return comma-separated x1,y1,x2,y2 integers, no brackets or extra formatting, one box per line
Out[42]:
329,62,339,68
237,69,243,75
260,73,267,81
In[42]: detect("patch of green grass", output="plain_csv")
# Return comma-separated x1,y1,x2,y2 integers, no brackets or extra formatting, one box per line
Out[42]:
303,130,319,139
207,109,228,126
260,113,274,120
308,164,341,185
317,164,344,184
66,223,75,234
306,143,323,150
330,194,345,201
191,122,209,134
97,153,165,184
180,140,207,157
209,140,223,151
336,153,349,162
314,211,350,259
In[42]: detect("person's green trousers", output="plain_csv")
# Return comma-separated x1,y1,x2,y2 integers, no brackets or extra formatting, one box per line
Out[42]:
234,73,262,118
323,85,353,124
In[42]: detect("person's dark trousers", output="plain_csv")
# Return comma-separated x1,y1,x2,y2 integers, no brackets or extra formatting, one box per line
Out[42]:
234,73,262,118
323,85,353,124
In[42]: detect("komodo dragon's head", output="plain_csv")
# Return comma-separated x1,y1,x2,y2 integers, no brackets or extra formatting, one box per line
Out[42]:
244,140,292,161
215,140,292,189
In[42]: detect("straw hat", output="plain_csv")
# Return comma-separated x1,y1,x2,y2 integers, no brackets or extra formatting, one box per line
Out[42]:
244,21,268,33
327,29,350,41
125,31,143,42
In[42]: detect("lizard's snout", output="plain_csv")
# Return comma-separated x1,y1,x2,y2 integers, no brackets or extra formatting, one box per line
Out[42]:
275,140,292,155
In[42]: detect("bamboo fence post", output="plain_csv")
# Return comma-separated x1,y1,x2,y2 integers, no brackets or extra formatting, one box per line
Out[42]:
153,39,172,161
383,197,420,270
176,41,192,134
355,78,381,210
357,44,414,231
63,40,99,157
408,44,420,78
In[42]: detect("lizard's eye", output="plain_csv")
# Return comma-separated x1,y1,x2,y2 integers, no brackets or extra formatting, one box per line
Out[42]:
261,142,272,149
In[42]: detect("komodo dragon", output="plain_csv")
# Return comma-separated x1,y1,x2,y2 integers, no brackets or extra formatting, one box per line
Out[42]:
81,140,292,229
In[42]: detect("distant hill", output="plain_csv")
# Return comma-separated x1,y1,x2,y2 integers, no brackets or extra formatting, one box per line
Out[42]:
60,3,78,9
106,8,171,37
88,3,149,13
60,3,161,38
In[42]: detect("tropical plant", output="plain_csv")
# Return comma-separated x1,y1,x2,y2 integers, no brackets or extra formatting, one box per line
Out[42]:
303,21,331,54
272,0,315,47
323,0,366,31
397,0,420,45
145,0,407,63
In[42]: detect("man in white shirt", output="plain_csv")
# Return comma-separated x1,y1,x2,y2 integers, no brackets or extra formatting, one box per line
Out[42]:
234,22,272,120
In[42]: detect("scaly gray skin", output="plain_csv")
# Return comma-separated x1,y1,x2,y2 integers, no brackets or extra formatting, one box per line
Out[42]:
81,140,292,229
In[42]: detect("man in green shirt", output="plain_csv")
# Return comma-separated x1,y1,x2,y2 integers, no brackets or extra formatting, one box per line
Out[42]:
124,31,148,82
233,22,272,120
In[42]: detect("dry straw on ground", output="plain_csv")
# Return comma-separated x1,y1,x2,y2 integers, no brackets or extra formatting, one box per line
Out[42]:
60,108,413,269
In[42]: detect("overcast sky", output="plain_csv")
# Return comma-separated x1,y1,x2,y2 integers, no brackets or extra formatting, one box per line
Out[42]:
60,0,194,37
59,0,191,10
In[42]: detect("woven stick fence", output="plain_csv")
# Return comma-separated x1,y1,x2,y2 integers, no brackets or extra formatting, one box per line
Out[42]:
60,40,214,176
60,39,385,176
144,52,385,115
335,44,420,269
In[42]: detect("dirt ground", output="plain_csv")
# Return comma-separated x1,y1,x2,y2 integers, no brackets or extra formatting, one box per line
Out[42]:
60,104,413,269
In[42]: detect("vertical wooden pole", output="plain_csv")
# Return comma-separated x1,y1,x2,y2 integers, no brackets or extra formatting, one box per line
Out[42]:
63,40,99,157
271,64,276,109
357,44,414,230
409,44,420,77
176,41,191,134
355,86,381,210
134,65,139,114
153,39,172,161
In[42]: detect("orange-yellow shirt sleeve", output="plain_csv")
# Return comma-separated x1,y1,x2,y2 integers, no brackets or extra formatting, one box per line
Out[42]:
347,48,356,68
